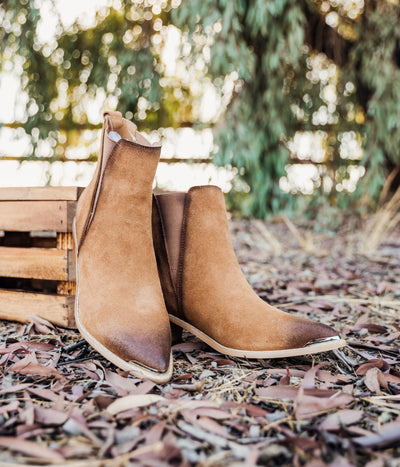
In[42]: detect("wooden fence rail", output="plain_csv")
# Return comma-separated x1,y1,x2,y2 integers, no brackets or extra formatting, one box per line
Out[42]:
0,156,212,164
0,155,345,165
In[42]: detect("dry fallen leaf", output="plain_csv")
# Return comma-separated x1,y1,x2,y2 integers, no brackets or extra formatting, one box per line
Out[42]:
106,394,165,415
354,420,400,448
319,409,363,431
8,354,64,380
295,391,354,419
0,436,64,462
1,218,399,466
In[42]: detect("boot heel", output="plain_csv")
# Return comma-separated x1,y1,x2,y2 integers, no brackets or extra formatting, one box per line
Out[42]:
170,322,183,345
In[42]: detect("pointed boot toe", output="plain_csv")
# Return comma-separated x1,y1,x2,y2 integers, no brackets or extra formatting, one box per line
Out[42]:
100,323,172,374
292,317,339,345
152,186,346,359
77,316,173,382
126,341,171,375
276,314,344,357
74,111,172,383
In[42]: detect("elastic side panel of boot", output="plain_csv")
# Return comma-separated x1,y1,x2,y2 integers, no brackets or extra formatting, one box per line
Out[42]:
152,194,182,319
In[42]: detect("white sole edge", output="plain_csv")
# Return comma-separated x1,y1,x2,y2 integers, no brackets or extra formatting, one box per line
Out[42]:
169,315,346,359
73,218,173,384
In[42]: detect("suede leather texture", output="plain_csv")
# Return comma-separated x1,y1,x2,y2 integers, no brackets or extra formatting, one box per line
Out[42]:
155,186,337,351
76,113,171,372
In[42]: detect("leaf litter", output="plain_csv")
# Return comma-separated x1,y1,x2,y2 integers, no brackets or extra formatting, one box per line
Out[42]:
0,218,399,466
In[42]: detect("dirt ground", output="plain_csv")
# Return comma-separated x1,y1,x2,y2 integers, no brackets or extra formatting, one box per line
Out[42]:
0,217,399,466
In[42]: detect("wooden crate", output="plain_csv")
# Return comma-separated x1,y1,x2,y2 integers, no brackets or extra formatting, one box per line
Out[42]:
0,187,82,328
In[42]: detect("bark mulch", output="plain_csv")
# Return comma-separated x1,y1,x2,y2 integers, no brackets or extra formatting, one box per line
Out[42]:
0,217,399,466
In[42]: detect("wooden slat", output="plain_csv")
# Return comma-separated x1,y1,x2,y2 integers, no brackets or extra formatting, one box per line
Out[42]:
68,250,76,281
0,290,75,328
0,246,76,281
0,186,83,201
0,200,75,232
66,201,77,233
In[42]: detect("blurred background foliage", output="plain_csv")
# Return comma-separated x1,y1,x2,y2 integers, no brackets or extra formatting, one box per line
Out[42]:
1,0,400,217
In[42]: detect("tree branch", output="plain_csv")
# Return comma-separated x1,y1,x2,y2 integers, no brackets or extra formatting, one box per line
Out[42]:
303,0,353,68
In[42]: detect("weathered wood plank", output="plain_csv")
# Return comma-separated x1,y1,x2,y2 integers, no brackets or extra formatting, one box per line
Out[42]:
68,250,76,281
0,290,75,328
0,201,71,232
0,246,74,281
0,186,83,201
67,201,77,233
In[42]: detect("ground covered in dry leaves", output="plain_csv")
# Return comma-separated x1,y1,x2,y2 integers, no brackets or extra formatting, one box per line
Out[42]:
0,217,399,466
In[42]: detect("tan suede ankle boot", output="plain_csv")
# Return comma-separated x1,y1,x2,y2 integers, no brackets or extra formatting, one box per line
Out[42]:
152,186,346,358
74,111,172,382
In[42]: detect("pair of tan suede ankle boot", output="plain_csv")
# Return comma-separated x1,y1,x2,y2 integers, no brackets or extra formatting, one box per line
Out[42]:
73,111,346,383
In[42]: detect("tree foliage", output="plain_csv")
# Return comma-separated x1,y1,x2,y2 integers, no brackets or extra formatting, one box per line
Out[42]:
173,0,400,215
348,1,400,199
0,0,190,160
1,0,400,216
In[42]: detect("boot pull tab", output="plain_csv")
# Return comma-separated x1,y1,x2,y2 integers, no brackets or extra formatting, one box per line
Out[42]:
103,110,123,129
104,111,137,142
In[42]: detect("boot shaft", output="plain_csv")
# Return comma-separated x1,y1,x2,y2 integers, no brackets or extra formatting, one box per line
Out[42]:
153,186,234,320
76,111,161,251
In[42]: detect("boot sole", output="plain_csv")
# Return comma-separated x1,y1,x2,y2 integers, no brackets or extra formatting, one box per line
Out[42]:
169,315,346,359
73,218,173,383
